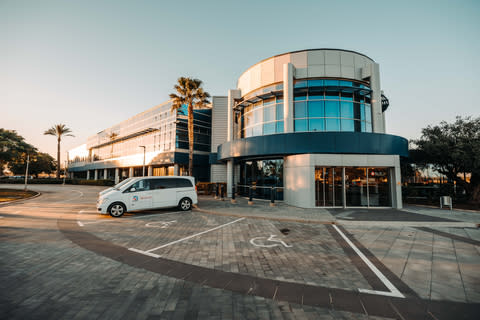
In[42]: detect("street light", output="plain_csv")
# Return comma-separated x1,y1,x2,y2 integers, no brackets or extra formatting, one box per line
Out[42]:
139,145,146,177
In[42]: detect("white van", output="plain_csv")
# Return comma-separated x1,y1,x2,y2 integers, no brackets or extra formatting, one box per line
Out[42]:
96,176,197,217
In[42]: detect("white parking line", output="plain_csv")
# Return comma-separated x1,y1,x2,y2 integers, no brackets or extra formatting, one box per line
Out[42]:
129,217,245,258
332,225,405,298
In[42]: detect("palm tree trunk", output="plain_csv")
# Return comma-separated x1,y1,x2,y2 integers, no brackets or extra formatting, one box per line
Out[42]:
57,137,61,179
188,103,194,176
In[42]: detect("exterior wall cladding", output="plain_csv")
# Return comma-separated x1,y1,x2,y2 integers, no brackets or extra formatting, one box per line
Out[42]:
213,49,408,209
68,48,408,209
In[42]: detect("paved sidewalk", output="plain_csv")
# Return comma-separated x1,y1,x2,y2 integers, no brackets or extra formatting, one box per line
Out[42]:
195,195,336,223
196,195,480,227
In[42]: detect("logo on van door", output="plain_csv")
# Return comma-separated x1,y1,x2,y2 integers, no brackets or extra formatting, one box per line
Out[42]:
133,196,138,201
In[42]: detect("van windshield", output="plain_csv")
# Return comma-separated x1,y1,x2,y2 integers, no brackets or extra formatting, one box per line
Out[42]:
113,178,134,190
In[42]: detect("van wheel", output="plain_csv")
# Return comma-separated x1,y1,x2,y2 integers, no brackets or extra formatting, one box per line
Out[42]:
178,198,192,211
108,202,126,217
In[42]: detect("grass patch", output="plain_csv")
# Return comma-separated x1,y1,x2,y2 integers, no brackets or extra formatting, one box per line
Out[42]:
0,188,38,202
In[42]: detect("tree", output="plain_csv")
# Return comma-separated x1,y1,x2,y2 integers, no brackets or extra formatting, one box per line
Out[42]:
412,116,480,204
0,129,36,174
169,77,210,176
10,152,56,177
44,124,74,179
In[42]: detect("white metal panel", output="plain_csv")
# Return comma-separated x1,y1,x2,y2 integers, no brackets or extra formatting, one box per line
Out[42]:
340,51,355,66
341,66,355,78
261,58,275,85
325,64,341,77
249,64,262,92
291,51,307,68
274,54,291,82
325,50,341,65
307,50,325,65
308,65,326,77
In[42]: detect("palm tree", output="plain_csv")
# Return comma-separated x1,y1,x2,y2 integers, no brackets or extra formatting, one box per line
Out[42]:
170,77,210,176
44,124,74,179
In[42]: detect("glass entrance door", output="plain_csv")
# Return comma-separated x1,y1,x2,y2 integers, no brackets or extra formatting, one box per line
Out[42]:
315,167,342,207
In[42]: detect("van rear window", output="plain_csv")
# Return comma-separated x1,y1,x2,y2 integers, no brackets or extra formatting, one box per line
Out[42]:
151,178,193,189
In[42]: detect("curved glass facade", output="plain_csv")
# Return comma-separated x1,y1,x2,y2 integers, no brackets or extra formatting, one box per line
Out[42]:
294,79,372,133
238,95,284,138
237,79,372,139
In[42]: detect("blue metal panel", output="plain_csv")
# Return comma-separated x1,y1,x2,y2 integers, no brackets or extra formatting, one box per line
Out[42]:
217,132,408,161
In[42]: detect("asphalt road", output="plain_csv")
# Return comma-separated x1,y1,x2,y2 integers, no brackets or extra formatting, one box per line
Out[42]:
1,184,479,320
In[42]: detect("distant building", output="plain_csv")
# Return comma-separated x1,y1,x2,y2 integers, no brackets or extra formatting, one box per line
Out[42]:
68,101,211,183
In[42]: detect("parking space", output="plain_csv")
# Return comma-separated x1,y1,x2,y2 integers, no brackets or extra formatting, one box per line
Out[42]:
79,209,399,295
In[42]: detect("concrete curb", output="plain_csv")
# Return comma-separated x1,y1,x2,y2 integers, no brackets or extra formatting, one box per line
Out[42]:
0,191,42,206
193,206,336,225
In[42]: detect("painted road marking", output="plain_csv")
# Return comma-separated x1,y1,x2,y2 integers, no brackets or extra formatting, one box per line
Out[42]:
145,220,177,228
332,225,404,298
250,234,292,248
129,217,245,258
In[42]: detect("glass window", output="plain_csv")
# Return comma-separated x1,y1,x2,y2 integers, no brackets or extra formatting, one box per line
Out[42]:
245,127,253,137
341,92,353,101
309,91,324,100
275,84,284,90
276,103,284,120
340,101,354,118
339,80,352,87
325,101,340,117
294,94,307,101
360,104,365,121
276,97,283,103
294,119,308,132
294,80,307,88
308,101,324,118
365,104,372,122
309,118,324,131
276,121,284,133
263,122,275,135
341,119,355,132
361,121,366,132
326,118,340,131
264,106,275,122
263,98,275,106
294,101,307,118
325,91,339,100
252,125,262,136
324,79,339,86
366,122,372,132
308,79,324,87
253,109,263,124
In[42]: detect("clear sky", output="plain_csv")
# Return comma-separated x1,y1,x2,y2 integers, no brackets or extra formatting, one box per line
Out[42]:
2,0,479,161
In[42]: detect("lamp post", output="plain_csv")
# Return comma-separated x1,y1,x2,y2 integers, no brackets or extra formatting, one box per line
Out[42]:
139,145,146,177
24,154,30,191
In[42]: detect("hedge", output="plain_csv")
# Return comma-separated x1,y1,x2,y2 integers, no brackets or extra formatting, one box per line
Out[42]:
0,178,114,186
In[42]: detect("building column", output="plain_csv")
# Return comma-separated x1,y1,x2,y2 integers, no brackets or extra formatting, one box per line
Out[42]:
342,167,346,208
148,166,152,176
391,156,403,209
86,170,90,180
103,168,107,180
114,168,119,184
128,167,133,178
227,89,241,142
370,63,384,133
227,160,233,197
173,164,179,176
283,63,294,133
94,169,98,180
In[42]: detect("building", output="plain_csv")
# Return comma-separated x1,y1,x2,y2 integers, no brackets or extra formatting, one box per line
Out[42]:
68,100,212,183
211,49,408,208
68,48,408,209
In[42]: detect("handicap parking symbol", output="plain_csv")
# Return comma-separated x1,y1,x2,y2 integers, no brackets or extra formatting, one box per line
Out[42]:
250,234,292,248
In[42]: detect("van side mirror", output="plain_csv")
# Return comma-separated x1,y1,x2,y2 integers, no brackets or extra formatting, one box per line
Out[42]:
130,187,136,192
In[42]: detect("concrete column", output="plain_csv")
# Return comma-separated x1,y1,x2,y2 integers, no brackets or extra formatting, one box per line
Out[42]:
148,166,152,176
128,167,133,178
283,63,294,133
370,63,385,133
227,89,241,142
94,169,98,180
227,160,233,197
114,168,119,184
390,156,403,209
173,164,179,176
103,168,107,180
86,170,90,180
342,167,346,208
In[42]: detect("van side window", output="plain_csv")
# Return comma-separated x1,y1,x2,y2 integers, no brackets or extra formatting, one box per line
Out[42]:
151,178,176,189
128,179,150,192
174,178,193,187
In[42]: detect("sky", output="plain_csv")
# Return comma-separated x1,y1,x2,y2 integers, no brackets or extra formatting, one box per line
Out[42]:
2,0,480,162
